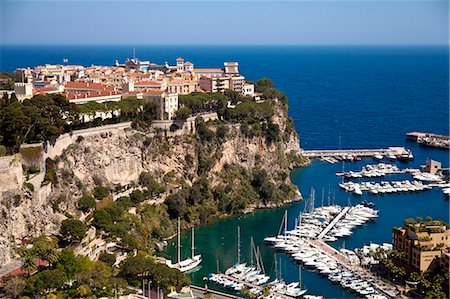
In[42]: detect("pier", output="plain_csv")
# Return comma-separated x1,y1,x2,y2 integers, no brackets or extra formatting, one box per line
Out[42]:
406,132,449,150
302,147,408,159
317,206,350,239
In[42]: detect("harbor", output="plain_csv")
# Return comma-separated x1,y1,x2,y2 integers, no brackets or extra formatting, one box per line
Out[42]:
263,201,399,298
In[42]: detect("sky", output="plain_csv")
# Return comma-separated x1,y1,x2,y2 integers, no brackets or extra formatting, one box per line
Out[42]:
0,0,448,45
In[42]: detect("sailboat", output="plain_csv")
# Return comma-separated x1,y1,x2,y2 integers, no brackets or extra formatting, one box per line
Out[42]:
166,218,202,272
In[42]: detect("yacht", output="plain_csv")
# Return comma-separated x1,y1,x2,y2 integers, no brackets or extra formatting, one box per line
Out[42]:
166,219,202,273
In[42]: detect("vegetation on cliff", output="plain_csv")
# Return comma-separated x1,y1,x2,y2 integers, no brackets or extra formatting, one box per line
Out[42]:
0,78,306,297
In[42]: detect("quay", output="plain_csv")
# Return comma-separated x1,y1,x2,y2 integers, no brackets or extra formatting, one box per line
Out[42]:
302,147,408,159
305,239,399,298
317,206,350,239
214,273,296,299
406,132,449,150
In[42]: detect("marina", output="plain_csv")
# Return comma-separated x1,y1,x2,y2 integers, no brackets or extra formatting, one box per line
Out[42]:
263,203,399,298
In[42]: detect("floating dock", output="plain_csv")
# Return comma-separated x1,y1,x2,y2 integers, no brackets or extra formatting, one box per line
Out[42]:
406,132,449,150
302,147,408,159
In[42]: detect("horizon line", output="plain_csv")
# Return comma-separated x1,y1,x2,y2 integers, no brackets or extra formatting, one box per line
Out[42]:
1,43,449,47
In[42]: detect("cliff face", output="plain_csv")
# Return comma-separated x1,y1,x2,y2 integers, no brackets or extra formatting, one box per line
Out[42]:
0,101,305,267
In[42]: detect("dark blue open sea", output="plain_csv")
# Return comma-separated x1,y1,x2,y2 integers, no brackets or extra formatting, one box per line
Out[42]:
1,45,449,298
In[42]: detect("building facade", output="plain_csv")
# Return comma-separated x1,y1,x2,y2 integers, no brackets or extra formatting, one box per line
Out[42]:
392,221,450,273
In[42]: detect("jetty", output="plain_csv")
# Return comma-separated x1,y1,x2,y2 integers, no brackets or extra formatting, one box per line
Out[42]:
302,147,408,159
406,132,450,150
317,206,350,239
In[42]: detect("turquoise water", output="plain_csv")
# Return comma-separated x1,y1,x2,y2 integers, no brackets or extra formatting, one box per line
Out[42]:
1,45,448,298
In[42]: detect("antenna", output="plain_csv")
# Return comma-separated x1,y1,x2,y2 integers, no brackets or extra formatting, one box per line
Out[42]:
333,190,336,206
133,47,136,59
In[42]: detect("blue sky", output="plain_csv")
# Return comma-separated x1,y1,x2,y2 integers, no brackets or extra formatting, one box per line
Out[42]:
0,1,448,45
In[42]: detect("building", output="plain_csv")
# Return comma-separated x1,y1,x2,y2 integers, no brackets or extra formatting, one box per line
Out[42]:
229,75,245,93
124,58,151,72
198,76,230,93
193,68,224,80
176,57,194,73
392,220,450,273
422,160,442,175
224,62,239,74
167,80,198,94
142,91,179,120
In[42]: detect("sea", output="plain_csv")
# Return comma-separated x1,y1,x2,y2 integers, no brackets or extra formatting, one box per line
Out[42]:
1,45,449,298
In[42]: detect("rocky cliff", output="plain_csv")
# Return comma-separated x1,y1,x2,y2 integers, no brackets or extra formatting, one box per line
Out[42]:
0,101,306,267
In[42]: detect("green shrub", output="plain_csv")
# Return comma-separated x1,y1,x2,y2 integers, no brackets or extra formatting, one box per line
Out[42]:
23,182,34,192
78,195,96,212
93,186,110,200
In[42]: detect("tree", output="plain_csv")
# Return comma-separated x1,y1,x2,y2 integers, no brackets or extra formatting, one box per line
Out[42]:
93,186,111,200
92,209,113,230
165,190,188,219
60,219,87,243
174,106,192,119
78,195,96,212
99,252,116,267
21,256,37,276
130,189,145,204
255,78,274,92
56,248,80,279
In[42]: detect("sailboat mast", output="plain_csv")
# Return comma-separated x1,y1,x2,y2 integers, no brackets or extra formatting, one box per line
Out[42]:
299,265,302,289
321,187,324,207
274,254,278,280
177,218,181,264
237,226,241,264
328,185,331,206
191,227,195,258
284,210,288,235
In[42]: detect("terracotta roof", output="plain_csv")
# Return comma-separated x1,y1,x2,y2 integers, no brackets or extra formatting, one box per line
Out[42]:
64,82,107,91
194,68,223,73
134,80,164,86
184,61,193,66
65,90,121,100
141,90,165,95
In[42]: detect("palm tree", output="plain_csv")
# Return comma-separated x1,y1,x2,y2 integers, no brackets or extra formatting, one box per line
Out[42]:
21,256,37,276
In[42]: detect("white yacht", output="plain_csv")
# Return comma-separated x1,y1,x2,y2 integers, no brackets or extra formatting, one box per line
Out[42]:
166,219,202,273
